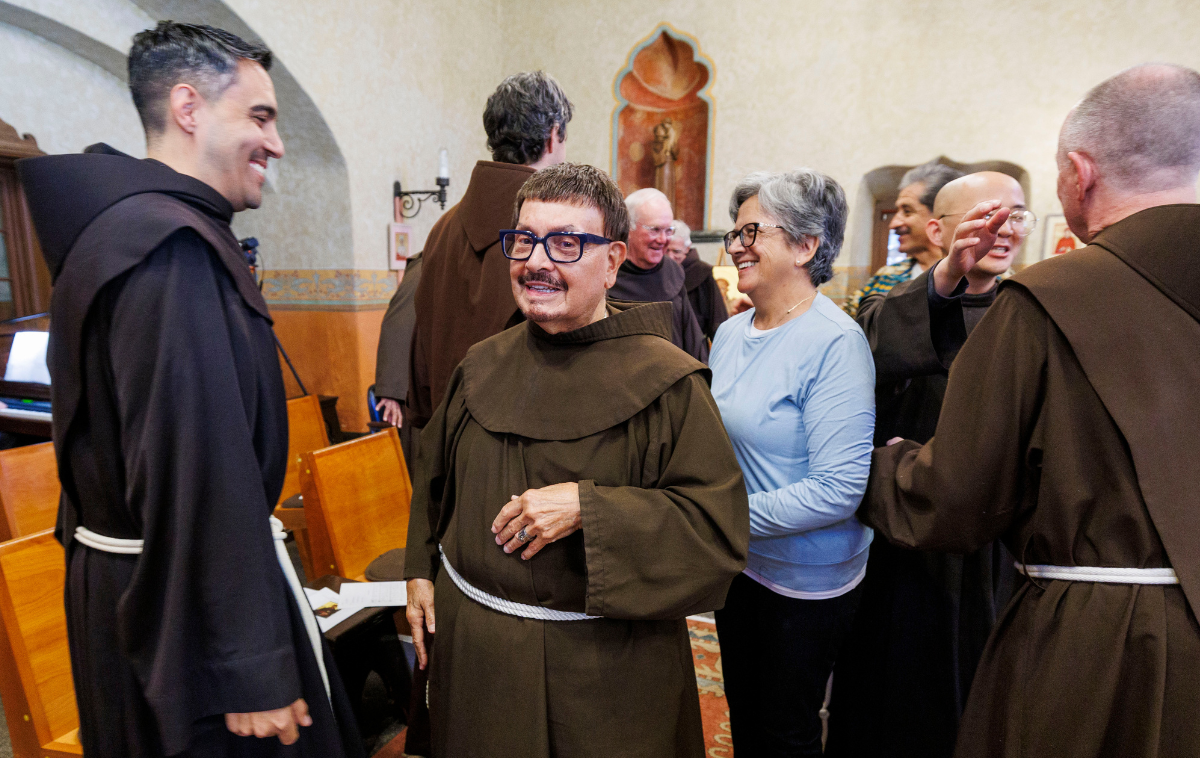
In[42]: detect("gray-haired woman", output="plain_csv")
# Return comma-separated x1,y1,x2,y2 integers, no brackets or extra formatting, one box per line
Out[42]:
709,169,876,756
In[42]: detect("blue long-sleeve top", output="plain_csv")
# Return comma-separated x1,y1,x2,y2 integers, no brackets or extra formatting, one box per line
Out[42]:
710,295,876,597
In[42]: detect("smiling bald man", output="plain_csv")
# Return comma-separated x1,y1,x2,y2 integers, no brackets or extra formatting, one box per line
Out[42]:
828,172,1034,758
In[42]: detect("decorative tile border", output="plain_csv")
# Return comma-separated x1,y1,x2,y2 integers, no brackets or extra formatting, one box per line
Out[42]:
261,269,397,308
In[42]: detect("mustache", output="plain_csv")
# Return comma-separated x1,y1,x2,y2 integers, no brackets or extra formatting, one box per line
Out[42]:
250,149,270,163
518,271,566,290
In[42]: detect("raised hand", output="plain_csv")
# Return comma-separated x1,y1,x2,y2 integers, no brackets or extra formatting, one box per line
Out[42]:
933,201,1011,297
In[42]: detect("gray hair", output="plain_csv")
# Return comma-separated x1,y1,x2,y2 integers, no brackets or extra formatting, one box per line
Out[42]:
728,169,847,286
1059,63,1200,190
624,187,669,225
671,219,691,245
483,71,574,165
899,161,964,210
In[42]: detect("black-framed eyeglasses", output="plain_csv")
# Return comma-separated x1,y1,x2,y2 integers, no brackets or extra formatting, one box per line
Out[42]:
723,222,785,251
499,230,613,263
938,208,1038,233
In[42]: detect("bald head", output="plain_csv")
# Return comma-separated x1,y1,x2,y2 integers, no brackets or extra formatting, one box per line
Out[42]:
929,172,1027,278
932,172,1024,221
1059,64,1200,192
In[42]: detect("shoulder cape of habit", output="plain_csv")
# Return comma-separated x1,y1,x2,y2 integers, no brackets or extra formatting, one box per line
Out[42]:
459,301,708,440
1007,203,1200,613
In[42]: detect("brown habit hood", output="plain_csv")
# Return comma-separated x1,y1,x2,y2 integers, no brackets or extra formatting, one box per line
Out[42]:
407,160,534,427
1012,204,1200,612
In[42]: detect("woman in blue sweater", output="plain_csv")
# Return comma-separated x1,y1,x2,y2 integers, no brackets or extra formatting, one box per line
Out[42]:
710,169,876,757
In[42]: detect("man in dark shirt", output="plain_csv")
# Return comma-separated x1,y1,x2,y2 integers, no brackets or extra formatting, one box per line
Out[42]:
828,171,1031,758
608,188,708,361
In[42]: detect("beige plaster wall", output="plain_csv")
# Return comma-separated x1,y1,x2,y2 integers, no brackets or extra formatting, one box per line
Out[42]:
498,0,1200,269
225,0,504,271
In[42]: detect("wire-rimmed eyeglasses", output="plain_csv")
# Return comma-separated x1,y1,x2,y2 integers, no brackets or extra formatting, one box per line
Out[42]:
636,223,677,238
938,208,1038,234
499,230,613,263
723,222,786,251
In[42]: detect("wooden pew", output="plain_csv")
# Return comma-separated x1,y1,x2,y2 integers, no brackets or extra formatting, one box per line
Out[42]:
0,529,81,757
273,394,331,578
299,426,411,581
0,441,60,541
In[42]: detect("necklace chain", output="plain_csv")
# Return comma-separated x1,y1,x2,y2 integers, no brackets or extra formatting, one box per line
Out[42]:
784,292,817,314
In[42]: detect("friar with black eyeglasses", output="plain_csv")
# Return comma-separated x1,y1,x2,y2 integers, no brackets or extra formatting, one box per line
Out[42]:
403,162,748,757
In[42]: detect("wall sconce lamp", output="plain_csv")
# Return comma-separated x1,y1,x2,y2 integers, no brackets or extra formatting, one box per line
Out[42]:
394,148,450,219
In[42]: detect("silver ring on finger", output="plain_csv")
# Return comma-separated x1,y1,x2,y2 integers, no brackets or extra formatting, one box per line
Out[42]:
517,526,532,543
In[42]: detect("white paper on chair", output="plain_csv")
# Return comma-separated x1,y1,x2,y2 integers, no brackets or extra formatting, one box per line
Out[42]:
338,581,408,608
303,586,367,633
4,332,51,384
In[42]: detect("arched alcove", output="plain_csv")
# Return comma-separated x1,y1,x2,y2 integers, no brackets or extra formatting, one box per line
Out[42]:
612,24,715,231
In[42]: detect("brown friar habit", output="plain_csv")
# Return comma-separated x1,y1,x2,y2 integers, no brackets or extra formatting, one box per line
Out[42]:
17,145,363,758
861,204,1200,758
609,257,710,362
404,301,749,757
406,160,534,428
680,247,729,341
827,269,1013,758
374,252,423,465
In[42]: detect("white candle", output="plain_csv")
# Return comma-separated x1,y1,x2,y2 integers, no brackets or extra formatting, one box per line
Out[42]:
438,148,450,180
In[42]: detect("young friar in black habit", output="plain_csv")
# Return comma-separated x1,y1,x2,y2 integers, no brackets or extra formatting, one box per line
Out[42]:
18,22,363,758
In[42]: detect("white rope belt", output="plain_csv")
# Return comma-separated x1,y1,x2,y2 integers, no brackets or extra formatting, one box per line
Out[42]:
439,546,599,621
74,519,332,702
1017,563,1179,585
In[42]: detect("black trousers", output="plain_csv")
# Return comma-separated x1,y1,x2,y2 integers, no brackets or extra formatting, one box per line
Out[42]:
715,572,863,758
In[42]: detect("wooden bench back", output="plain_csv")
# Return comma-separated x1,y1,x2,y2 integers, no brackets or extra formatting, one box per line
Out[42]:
0,442,61,541
278,394,331,506
300,427,411,580
0,529,81,756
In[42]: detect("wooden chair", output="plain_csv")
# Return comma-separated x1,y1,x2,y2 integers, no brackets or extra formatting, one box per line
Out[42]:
273,394,331,578
299,426,411,581
0,529,81,756
0,441,61,541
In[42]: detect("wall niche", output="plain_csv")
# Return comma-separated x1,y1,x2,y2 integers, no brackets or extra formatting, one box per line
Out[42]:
612,25,714,232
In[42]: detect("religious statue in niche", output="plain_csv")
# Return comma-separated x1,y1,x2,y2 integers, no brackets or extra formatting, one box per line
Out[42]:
613,26,714,231
651,118,681,210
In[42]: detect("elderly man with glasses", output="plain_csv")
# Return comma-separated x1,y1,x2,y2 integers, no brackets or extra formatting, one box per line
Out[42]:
608,187,709,360
403,162,748,758
827,171,1033,758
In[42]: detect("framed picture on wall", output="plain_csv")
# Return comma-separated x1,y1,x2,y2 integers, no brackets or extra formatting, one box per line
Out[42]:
389,222,412,271
1040,214,1082,260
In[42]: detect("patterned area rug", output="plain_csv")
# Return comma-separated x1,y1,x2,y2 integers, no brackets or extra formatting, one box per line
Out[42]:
688,616,733,757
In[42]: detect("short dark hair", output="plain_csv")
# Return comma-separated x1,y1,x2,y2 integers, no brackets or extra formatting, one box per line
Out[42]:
514,163,630,243
899,161,963,210
484,72,574,165
128,21,273,135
